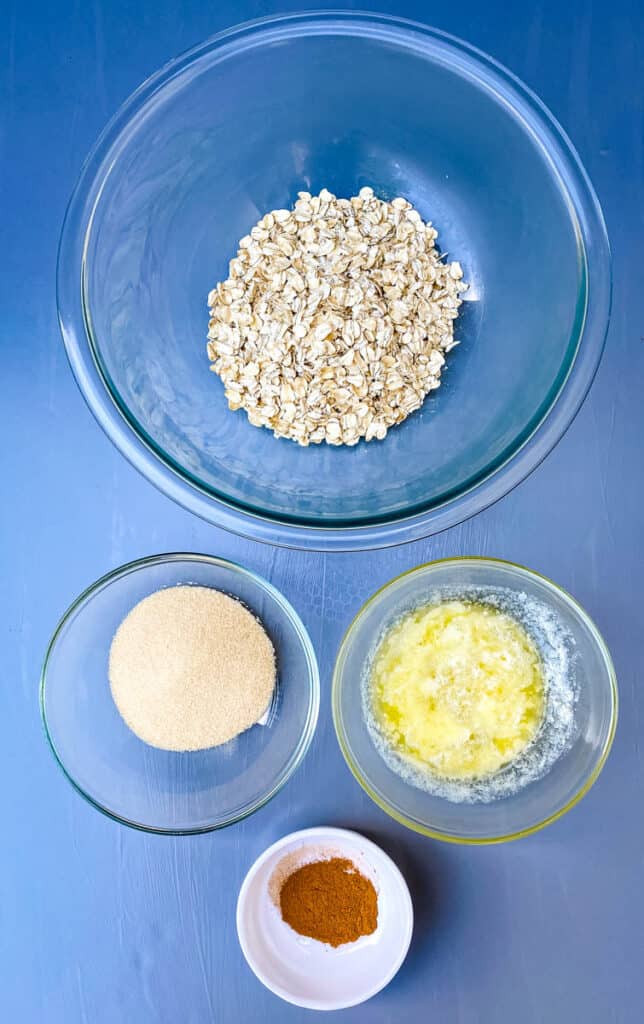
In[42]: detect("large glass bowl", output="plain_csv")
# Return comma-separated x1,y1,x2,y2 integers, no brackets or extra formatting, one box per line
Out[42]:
58,13,611,550
40,554,319,834
332,558,617,843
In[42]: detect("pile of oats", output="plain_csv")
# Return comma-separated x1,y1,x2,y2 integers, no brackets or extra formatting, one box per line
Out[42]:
206,187,467,446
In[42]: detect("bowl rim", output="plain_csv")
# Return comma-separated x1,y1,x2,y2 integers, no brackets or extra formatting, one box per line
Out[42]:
331,555,618,844
57,11,612,551
235,826,414,1010
40,551,320,835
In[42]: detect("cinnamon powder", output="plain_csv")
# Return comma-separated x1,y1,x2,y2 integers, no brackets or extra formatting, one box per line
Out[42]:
278,857,378,947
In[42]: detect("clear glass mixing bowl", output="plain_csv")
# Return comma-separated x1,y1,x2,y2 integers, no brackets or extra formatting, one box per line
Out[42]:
332,558,617,843
58,13,611,550
40,554,319,834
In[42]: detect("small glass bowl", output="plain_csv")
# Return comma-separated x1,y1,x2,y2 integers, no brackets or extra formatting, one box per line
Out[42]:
332,558,617,843
57,12,611,551
41,554,319,834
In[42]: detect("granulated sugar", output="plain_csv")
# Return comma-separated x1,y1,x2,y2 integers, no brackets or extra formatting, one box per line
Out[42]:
109,585,276,752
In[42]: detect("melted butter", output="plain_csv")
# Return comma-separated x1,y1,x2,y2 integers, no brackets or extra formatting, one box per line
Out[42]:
370,600,545,780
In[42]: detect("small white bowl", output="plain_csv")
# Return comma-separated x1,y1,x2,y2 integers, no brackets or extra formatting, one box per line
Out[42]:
236,826,413,1011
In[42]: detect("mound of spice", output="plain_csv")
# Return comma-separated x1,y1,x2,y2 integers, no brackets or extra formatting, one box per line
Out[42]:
277,857,378,948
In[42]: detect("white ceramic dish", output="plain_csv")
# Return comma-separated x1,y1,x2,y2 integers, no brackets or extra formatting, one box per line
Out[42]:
236,826,413,1010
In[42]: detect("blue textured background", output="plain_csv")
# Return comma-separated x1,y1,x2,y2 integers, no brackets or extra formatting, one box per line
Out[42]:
2,2,643,1021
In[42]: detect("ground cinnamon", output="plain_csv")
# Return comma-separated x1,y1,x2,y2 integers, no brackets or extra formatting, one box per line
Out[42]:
278,857,378,947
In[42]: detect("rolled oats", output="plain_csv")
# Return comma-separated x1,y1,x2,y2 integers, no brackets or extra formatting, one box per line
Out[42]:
206,188,467,446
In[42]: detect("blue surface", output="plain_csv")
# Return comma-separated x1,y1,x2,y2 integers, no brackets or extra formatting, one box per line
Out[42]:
1,1,642,1021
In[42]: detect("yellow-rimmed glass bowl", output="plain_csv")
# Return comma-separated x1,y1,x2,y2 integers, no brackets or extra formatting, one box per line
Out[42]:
332,557,617,843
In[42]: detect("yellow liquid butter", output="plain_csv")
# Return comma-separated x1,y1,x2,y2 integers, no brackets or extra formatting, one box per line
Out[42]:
370,601,545,780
